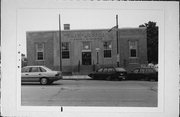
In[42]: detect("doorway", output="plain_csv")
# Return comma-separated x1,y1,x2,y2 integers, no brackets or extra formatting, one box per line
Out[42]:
82,52,91,65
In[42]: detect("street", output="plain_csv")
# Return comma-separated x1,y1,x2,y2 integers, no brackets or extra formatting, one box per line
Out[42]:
21,80,157,107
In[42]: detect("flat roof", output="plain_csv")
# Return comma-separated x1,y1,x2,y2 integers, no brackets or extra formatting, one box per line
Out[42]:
26,27,146,34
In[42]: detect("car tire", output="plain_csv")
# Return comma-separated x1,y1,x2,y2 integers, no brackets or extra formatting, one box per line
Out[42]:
40,78,48,85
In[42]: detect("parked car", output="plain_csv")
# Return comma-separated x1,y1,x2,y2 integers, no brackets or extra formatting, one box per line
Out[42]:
127,67,158,81
21,66,63,85
88,67,127,81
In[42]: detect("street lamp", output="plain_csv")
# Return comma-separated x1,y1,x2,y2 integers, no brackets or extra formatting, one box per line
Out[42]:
96,48,100,64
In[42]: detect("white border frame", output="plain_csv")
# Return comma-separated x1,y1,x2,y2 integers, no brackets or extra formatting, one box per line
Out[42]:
1,0,179,117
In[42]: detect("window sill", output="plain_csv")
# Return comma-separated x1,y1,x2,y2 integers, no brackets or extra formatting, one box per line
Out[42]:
129,57,138,59
35,60,45,61
104,57,112,59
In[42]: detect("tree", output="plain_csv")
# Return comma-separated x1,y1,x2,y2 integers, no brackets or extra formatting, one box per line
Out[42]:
139,21,158,64
21,53,27,67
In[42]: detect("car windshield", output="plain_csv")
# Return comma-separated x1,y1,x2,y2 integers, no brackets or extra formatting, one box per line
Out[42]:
115,68,126,72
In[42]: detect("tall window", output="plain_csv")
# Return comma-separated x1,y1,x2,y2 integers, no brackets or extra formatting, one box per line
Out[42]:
104,41,112,58
62,42,70,59
129,41,138,57
36,43,44,60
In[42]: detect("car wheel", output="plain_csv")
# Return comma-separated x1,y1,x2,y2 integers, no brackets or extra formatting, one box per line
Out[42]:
40,78,48,85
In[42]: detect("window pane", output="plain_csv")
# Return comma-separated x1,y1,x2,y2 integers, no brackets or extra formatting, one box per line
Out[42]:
37,52,44,60
129,41,137,49
22,67,30,72
97,68,103,72
62,42,69,51
103,42,112,49
103,68,108,72
83,42,91,50
104,50,111,58
37,43,44,52
36,43,44,60
39,67,46,72
62,42,70,59
133,69,139,73
130,49,136,57
30,67,40,72
108,68,114,72
62,51,70,59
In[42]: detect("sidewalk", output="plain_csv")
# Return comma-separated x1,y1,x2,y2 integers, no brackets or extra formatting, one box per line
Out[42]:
62,75,92,80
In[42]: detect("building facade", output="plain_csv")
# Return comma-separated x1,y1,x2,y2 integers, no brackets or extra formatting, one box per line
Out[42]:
26,27,147,74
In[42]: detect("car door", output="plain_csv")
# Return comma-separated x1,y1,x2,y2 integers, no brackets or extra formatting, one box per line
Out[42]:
129,68,140,80
102,68,109,79
108,68,116,78
21,67,31,82
139,68,146,80
28,67,43,82
94,68,104,79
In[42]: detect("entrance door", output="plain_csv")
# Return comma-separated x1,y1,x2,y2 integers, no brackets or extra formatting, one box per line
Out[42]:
82,52,91,65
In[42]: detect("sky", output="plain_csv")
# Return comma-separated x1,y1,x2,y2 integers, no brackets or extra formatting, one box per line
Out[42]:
17,8,162,55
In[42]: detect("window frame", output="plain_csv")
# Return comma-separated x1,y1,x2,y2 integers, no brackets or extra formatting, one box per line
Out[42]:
82,41,91,52
35,43,45,61
62,42,70,59
103,41,112,58
129,40,138,58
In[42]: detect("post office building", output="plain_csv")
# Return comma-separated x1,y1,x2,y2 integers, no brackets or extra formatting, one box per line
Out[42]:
26,27,147,74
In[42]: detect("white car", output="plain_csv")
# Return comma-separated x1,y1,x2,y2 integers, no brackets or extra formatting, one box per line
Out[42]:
21,66,62,85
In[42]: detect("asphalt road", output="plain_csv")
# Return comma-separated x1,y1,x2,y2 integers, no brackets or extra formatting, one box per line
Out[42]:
21,80,157,107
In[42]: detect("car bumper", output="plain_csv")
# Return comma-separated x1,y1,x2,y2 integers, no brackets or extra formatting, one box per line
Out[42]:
49,76,63,81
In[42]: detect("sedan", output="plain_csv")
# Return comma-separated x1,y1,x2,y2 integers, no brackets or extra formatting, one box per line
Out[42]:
21,66,62,85
127,67,158,81
88,67,127,81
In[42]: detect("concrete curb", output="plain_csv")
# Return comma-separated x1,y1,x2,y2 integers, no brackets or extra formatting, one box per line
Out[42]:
63,75,92,80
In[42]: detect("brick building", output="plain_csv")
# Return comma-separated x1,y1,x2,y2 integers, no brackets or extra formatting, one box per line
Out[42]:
26,27,147,74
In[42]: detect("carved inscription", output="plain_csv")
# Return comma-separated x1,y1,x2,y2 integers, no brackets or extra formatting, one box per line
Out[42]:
63,32,106,41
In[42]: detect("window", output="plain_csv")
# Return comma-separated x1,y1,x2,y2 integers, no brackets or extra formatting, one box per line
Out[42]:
36,43,44,60
62,42,70,59
82,42,91,50
104,41,112,58
30,67,40,72
140,68,145,73
108,68,114,72
22,67,30,73
97,68,103,72
103,68,108,72
133,69,139,73
39,67,46,72
129,41,138,57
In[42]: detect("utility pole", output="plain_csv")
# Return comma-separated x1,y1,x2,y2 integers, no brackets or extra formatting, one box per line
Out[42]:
59,14,62,71
116,15,120,67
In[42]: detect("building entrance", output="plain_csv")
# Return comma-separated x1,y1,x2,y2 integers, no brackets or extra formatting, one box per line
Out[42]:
82,52,91,65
